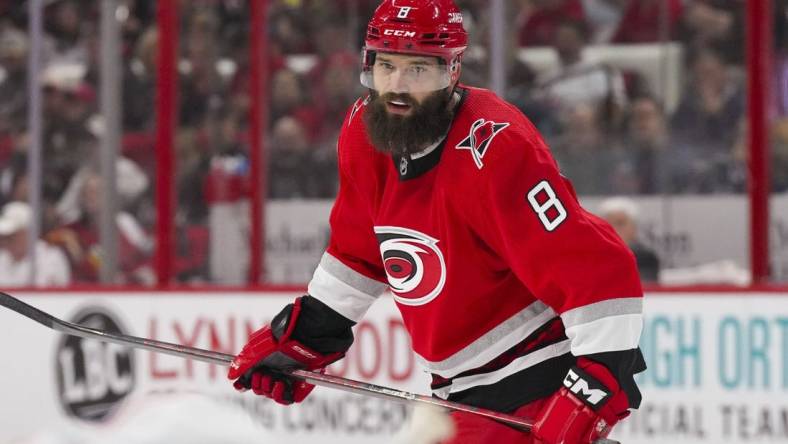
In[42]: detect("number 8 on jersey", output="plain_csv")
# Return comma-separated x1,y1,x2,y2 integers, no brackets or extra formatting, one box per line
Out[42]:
527,180,567,232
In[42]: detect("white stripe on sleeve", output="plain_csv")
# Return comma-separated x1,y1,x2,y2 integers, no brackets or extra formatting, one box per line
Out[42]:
564,313,643,356
307,253,388,322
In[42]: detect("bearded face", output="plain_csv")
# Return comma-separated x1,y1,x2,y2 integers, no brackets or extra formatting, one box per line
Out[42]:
363,87,455,156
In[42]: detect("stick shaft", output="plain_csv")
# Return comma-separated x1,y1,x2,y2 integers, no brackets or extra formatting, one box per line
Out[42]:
0,291,530,427
0,292,620,443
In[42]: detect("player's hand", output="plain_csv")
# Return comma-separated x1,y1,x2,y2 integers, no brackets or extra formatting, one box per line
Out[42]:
228,297,345,405
532,358,630,444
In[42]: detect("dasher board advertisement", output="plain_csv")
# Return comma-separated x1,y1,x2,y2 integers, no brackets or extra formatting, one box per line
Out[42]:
262,196,788,284
0,292,786,444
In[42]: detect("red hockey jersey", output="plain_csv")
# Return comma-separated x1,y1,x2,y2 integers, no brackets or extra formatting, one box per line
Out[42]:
308,86,644,410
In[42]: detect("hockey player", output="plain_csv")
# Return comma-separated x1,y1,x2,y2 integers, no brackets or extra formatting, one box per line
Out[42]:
228,1,646,443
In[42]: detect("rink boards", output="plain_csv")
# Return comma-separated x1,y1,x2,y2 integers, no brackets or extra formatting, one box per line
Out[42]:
0,291,786,444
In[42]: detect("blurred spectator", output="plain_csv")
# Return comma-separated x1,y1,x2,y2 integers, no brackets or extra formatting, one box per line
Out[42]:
670,48,745,192
173,132,211,283
309,52,363,141
729,118,788,193
117,0,156,48
679,0,745,65
224,36,262,123
173,219,210,283
211,0,248,50
56,155,150,225
270,68,306,122
518,0,586,47
48,171,154,285
580,0,626,43
459,4,540,121
202,122,250,285
551,104,625,195
0,1,26,28
308,12,354,60
44,0,91,67
268,116,336,199
619,95,689,194
269,67,321,140
180,8,227,127
534,19,628,133
491,34,544,131
40,74,97,196
176,129,210,226
2,163,65,244
0,27,28,136
0,152,28,205
268,5,313,54
768,119,788,193
769,119,788,193
0,201,71,287
199,112,248,220
610,0,684,44
773,0,788,118
598,197,660,282
203,115,249,204
124,27,157,131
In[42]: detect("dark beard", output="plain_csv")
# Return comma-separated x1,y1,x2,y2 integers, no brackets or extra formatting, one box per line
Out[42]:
363,88,455,155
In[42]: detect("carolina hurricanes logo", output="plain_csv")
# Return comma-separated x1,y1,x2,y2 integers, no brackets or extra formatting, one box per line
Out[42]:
374,226,446,306
455,118,510,169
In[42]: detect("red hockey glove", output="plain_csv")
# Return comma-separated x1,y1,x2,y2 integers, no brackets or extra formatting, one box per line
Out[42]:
532,358,631,444
228,297,345,405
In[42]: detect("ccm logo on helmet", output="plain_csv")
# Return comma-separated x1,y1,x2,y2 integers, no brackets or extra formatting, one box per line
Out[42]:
384,29,417,38
375,226,446,307
563,369,611,407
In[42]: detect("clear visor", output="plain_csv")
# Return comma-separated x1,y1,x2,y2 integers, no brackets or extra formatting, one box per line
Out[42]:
360,50,454,94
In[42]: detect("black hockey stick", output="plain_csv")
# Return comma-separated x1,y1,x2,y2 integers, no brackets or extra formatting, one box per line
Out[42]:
0,291,620,444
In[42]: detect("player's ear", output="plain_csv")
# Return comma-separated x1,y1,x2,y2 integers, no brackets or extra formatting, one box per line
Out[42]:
450,72,461,93
447,61,460,89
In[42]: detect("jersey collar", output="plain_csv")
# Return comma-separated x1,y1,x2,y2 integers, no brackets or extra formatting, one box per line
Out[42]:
392,87,469,181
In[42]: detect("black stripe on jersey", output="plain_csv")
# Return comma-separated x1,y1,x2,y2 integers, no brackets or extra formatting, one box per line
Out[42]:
442,348,648,413
433,316,647,413
445,352,576,413
431,317,568,388
430,317,570,412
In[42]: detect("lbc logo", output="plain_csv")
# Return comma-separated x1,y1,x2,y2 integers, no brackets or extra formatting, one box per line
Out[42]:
55,307,135,421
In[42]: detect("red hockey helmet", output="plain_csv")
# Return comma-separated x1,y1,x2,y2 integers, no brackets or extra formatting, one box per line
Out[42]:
361,0,468,92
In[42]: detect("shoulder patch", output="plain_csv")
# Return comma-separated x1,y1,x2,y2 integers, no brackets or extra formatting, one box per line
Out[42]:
348,96,370,126
455,118,510,169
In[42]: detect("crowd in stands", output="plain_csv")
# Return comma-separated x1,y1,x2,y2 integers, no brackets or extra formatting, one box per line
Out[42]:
0,0,785,285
